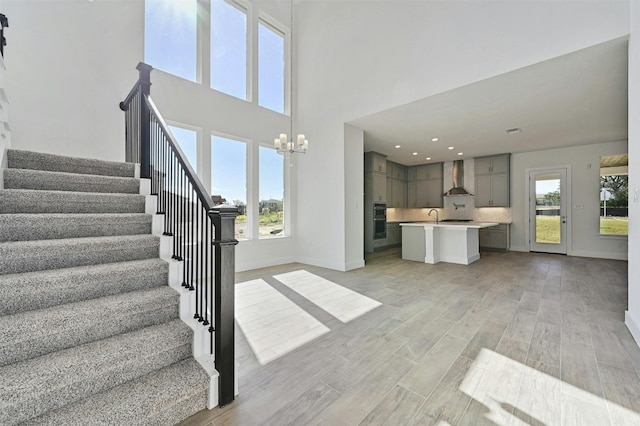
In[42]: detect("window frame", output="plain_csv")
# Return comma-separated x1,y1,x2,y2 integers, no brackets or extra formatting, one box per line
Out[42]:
209,0,250,101
210,131,251,240
598,155,629,237
257,16,287,114
258,143,287,239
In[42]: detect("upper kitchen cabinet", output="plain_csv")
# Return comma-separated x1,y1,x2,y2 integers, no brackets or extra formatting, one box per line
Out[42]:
475,154,509,175
474,153,510,207
407,162,443,208
365,151,387,174
365,151,387,203
386,161,407,207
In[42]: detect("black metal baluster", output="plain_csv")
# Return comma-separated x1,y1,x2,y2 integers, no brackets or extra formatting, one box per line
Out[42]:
181,170,188,288
209,217,215,347
179,168,185,262
197,201,204,323
203,214,209,327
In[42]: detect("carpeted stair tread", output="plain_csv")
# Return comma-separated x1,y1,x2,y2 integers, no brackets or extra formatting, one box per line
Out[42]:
0,234,159,275
0,213,153,242
0,319,193,426
0,189,145,214
7,149,135,177
23,358,208,426
0,286,180,367
0,258,169,316
3,168,140,194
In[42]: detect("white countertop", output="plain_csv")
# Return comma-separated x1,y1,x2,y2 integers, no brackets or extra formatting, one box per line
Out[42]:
400,221,499,229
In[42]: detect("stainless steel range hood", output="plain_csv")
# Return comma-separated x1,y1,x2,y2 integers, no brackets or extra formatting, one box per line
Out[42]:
444,160,473,196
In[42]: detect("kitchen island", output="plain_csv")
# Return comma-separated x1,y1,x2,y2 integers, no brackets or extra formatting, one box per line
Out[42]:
400,222,499,265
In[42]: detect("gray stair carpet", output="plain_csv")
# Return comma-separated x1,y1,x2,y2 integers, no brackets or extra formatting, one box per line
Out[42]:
0,149,209,425
0,234,160,274
0,213,152,242
4,168,140,194
7,149,136,177
0,259,168,316
0,189,146,214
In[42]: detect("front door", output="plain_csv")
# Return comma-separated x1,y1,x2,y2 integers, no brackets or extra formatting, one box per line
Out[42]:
529,168,568,254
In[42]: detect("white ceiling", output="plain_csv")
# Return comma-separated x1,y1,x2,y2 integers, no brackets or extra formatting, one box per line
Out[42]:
351,37,628,166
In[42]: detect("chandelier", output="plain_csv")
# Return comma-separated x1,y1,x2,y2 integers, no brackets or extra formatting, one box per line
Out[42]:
274,0,308,155
274,133,308,154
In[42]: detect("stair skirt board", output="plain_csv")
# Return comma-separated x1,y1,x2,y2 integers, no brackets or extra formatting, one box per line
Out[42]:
149,191,225,409
0,150,224,424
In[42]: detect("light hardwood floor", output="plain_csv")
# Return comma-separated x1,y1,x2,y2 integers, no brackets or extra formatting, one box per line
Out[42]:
179,249,640,426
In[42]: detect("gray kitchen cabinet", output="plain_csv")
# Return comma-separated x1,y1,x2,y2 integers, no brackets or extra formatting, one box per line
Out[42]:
386,222,401,246
407,181,417,208
479,223,510,251
386,161,407,207
387,161,406,180
392,178,405,207
366,152,386,173
372,171,386,202
407,162,443,208
474,153,510,207
475,154,509,175
365,151,387,203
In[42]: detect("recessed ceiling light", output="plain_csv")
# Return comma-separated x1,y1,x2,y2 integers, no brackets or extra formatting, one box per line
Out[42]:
426,157,431,160
506,127,521,134
431,137,439,142
448,146,454,150
457,152,463,156
412,152,418,156
394,145,401,148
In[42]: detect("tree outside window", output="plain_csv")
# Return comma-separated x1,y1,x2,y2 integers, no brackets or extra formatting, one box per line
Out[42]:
600,155,628,236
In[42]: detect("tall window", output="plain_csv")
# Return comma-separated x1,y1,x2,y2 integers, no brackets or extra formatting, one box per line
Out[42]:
600,154,628,236
168,125,197,171
211,0,247,100
258,21,285,113
211,135,247,239
259,146,285,238
144,0,197,82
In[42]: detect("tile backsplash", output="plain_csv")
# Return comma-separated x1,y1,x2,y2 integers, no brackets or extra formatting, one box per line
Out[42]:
387,197,512,223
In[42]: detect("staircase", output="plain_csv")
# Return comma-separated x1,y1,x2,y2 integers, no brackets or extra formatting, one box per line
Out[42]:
0,149,210,425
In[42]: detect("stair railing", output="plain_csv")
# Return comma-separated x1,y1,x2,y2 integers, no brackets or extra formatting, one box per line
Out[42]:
120,62,238,407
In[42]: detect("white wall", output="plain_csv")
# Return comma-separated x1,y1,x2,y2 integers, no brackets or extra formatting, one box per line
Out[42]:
627,2,640,346
3,0,142,162
510,140,628,260
296,0,630,271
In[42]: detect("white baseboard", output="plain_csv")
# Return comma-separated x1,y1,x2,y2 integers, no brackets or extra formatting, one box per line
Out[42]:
344,259,365,271
509,245,527,252
295,256,352,272
626,311,640,348
571,250,628,261
236,255,296,272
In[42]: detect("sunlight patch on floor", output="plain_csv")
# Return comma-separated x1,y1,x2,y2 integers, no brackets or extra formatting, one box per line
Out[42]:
461,349,640,425
273,270,382,322
235,279,329,365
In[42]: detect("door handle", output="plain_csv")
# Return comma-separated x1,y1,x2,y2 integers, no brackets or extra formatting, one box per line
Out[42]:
561,215,566,224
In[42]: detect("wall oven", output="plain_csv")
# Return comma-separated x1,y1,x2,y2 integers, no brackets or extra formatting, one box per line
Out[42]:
373,203,387,239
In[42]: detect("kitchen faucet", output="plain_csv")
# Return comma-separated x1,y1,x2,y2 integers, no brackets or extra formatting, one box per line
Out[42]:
428,208,439,224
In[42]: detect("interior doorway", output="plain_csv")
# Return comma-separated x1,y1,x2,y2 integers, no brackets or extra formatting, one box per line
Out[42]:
529,168,568,254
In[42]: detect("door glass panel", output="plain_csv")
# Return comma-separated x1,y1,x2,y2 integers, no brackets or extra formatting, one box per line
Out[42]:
535,174,561,244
